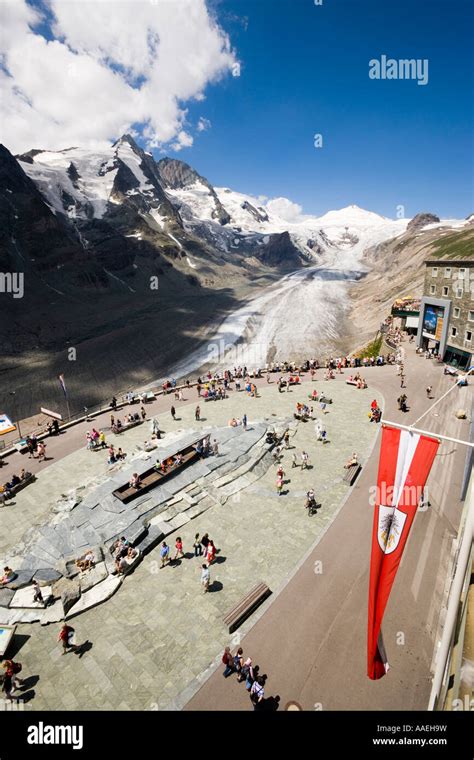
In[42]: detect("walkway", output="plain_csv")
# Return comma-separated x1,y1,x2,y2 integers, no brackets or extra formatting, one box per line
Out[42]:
187,345,472,710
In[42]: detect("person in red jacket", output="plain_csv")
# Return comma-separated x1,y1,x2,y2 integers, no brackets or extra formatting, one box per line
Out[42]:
58,623,80,655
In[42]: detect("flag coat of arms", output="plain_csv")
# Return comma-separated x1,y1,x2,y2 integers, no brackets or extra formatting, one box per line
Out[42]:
58,374,68,398
367,425,439,680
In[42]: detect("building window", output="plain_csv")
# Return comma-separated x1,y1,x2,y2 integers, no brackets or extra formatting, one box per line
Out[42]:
458,268,466,280
455,288,463,298
451,326,457,338
444,267,452,278
432,267,438,278
469,310,474,322
453,307,461,318
429,285,436,295
466,330,472,343
442,286,449,297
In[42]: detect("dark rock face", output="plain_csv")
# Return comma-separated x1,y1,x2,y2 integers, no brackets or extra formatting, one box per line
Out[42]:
407,213,440,231
255,231,303,268
0,143,85,274
157,157,231,225
241,200,268,223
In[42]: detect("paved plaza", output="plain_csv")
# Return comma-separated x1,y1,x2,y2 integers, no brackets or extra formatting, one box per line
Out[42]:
1,376,379,710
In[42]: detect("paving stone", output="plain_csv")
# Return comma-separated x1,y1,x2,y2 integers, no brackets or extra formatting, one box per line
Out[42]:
66,576,122,619
136,526,163,556
52,578,81,611
79,562,108,593
0,588,15,607
33,568,62,585
40,599,65,625
10,585,53,608
147,518,174,537
0,608,43,625
167,513,191,530
6,570,34,589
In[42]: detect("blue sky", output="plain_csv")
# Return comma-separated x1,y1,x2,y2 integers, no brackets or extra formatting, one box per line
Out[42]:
172,0,474,219
6,0,473,219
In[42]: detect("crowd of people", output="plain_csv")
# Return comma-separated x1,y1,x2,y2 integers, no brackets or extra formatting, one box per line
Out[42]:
220,646,278,710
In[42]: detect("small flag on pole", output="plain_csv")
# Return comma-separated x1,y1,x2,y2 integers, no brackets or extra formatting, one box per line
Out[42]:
58,374,68,399
367,425,439,680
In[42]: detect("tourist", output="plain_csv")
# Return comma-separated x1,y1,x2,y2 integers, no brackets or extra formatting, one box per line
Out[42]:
320,400,327,415
301,451,309,469
99,430,107,448
76,550,95,572
58,623,80,654
238,657,254,685
201,533,210,554
193,533,203,557
0,567,15,586
234,648,244,676
243,414,248,430
195,405,201,421
344,452,358,468
284,431,290,449
201,563,210,593
117,447,126,460
250,677,265,709
222,647,235,678
1,669,14,702
277,464,284,480
2,659,24,693
171,405,176,421
292,452,298,468
37,442,46,461
140,406,146,421
108,445,116,464
206,539,216,565
371,399,378,411
110,414,115,428
174,536,184,560
26,436,35,458
276,475,283,496
426,386,433,399
160,542,170,568
212,439,219,456
129,473,140,489
111,396,117,411
33,579,44,605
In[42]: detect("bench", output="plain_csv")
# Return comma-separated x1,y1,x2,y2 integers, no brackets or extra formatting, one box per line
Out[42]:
223,582,272,633
343,463,361,486
0,474,36,504
113,419,144,434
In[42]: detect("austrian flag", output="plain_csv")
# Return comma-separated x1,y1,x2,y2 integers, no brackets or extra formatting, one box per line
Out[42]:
367,425,439,680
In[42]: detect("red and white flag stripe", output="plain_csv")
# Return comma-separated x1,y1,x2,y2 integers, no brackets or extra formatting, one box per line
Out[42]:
367,425,439,680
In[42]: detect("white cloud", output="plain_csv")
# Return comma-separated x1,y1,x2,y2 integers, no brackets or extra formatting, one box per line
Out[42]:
0,0,238,153
197,117,211,132
265,197,304,222
171,130,194,152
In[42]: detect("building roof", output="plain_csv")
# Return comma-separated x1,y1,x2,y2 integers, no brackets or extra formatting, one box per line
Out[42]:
424,260,474,267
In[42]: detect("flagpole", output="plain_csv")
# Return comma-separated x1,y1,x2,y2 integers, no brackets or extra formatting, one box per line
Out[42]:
379,421,474,448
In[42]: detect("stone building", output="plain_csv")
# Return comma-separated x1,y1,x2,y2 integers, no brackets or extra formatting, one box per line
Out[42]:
417,259,474,369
